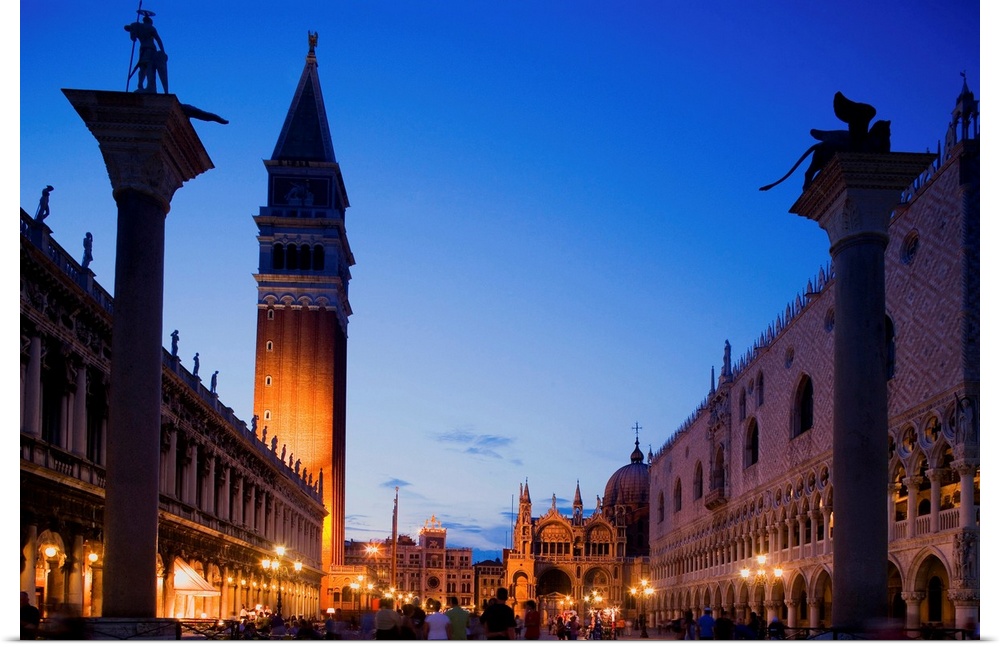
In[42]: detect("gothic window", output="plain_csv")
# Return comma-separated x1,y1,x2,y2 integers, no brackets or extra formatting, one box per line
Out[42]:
693,462,703,500
313,245,325,270
267,309,275,321
756,372,765,406
711,445,725,491
792,376,814,438
266,340,273,352
300,245,312,270
744,419,760,468
673,479,682,512
265,375,272,387
287,244,299,270
901,230,919,265
658,492,664,523
273,244,285,270
739,389,747,420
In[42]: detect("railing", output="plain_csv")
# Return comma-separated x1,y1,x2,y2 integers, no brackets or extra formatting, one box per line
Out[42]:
21,436,106,489
940,507,961,531
179,618,240,639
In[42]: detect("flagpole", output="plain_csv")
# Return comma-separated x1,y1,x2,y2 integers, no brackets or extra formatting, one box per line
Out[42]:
125,0,143,91
390,487,399,593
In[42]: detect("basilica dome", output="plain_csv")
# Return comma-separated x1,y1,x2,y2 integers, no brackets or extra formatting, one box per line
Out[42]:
602,438,650,510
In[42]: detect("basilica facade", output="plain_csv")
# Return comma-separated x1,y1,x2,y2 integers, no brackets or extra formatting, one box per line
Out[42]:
646,82,979,634
504,438,652,625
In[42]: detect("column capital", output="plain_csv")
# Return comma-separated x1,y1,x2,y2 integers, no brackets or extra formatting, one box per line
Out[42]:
925,468,947,484
954,461,979,477
790,152,936,248
62,90,214,213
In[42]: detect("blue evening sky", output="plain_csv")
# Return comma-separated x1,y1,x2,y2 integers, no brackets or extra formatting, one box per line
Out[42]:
17,2,983,560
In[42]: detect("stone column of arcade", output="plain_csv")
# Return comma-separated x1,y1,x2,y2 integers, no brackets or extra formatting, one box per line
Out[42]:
63,89,214,632
789,151,933,631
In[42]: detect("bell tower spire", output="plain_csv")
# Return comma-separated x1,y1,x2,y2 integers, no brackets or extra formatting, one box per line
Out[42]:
252,33,354,611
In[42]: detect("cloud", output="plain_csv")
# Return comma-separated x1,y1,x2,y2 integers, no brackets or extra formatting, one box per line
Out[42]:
464,446,502,459
435,426,517,461
380,478,412,489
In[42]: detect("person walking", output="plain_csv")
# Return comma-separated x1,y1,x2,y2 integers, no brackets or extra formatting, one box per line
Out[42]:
523,600,541,640
682,610,698,640
714,610,734,640
374,597,400,640
20,592,41,640
698,607,715,640
424,599,451,640
445,596,470,640
480,588,516,640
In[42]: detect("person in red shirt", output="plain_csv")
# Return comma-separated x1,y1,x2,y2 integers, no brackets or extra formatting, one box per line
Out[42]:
523,600,541,640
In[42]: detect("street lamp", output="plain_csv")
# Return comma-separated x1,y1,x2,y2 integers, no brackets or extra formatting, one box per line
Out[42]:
740,554,783,583
262,545,302,617
351,575,361,616
635,579,654,638
740,554,782,621
583,590,603,632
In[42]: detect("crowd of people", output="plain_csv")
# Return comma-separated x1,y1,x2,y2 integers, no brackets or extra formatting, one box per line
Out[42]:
233,604,327,639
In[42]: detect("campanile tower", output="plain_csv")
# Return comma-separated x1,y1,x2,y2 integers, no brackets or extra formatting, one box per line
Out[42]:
252,33,353,600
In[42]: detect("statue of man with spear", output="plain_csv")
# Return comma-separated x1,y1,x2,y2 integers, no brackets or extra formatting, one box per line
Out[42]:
125,5,167,93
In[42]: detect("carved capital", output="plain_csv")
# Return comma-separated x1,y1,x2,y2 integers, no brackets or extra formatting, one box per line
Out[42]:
62,90,213,214
954,461,979,478
948,589,980,604
790,152,937,248
900,591,925,603
925,468,947,484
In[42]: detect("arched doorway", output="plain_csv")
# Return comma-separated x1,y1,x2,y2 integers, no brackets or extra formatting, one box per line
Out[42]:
536,569,572,626
812,569,832,628
888,562,905,620
913,554,953,626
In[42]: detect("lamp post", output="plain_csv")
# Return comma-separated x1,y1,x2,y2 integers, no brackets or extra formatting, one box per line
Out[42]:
350,580,360,620
637,580,654,638
583,590,602,634
739,554,782,620
262,545,302,617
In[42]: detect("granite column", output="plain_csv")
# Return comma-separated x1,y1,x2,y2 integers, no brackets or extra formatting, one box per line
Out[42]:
63,90,213,620
790,152,934,630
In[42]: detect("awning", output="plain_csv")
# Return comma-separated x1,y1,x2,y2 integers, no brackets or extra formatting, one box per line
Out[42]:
173,558,221,597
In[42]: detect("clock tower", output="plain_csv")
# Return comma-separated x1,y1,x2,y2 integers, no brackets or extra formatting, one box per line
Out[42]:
252,33,353,606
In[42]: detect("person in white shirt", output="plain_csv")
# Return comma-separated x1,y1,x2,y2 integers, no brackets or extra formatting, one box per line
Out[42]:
423,599,452,640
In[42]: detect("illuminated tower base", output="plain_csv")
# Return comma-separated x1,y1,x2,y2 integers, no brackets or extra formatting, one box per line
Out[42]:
252,35,354,610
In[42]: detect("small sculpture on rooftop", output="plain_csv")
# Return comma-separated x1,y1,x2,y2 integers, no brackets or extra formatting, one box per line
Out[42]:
35,185,53,222
192,352,200,377
81,232,93,270
760,92,891,192
170,329,179,357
